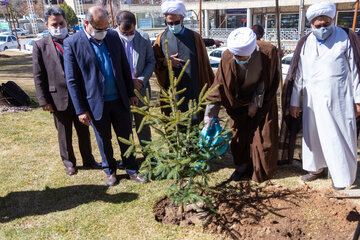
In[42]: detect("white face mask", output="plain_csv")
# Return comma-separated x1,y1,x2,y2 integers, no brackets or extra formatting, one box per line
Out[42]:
233,56,251,65
91,30,107,41
311,24,334,41
89,24,108,40
119,33,135,42
50,27,68,40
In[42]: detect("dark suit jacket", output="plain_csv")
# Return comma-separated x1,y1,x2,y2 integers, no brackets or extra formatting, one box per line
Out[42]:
33,36,69,111
63,29,135,121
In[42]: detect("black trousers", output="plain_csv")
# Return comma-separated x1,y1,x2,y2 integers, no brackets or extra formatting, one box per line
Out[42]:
53,102,94,168
90,98,138,175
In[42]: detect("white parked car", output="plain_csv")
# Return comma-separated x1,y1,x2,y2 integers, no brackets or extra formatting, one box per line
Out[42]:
37,30,50,39
208,47,227,62
208,47,227,69
12,28,29,36
0,31,12,35
0,35,18,51
281,53,293,79
25,39,35,52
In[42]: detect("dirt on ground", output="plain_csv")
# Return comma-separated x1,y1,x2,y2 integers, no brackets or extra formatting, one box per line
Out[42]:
154,182,360,239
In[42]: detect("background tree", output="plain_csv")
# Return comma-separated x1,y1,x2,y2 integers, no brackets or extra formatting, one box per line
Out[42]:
60,1,77,27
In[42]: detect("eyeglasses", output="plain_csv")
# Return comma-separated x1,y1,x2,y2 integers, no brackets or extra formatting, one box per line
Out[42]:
313,22,332,29
165,20,181,26
90,23,110,32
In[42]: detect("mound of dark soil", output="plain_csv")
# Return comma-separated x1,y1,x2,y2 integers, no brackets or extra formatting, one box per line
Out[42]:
154,182,360,239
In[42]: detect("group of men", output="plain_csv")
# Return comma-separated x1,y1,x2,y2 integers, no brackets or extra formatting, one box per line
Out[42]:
33,0,360,190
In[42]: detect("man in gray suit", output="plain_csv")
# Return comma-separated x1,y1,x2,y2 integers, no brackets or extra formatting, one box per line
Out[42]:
33,7,100,176
115,11,156,157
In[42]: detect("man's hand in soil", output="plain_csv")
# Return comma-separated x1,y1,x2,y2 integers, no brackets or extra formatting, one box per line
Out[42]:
42,104,54,113
78,112,92,126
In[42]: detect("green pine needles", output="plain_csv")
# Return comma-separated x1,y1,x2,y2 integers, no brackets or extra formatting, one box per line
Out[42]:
119,40,231,210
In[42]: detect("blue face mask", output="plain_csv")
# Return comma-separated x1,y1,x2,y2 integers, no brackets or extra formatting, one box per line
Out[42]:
233,56,251,65
169,24,183,34
312,25,334,41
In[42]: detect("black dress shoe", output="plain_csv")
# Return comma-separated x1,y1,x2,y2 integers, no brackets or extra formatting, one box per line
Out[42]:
118,161,124,169
83,161,102,169
230,170,244,181
129,173,148,184
65,167,77,176
106,173,118,186
301,170,326,182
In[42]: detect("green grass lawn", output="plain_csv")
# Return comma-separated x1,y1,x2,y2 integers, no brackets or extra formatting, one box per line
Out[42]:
0,108,229,239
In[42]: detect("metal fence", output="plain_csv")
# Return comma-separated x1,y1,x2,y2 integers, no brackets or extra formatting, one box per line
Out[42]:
204,27,360,42
144,27,360,52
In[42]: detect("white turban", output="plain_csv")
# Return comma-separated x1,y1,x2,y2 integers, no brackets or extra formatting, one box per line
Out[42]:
227,27,257,57
306,1,336,22
161,0,186,16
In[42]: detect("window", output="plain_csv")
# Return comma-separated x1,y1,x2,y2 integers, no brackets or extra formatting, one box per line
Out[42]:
337,11,360,28
266,14,276,28
7,37,11,42
227,15,247,28
210,50,222,58
211,62,219,68
11,36,16,41
282,56,292,65
281,14,299,28
254,14,262,26
0,36,6,42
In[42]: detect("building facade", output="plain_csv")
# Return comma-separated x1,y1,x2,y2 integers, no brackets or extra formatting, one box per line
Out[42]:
52,0,360,40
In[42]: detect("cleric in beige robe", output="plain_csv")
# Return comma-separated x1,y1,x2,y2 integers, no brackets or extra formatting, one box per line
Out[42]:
205,27,280,182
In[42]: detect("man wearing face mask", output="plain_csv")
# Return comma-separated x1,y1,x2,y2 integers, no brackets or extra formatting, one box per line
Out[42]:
205,27,280,182
63,6,146,186
284,1,360,190
115,10,155,159
153,0,214,124
33,7,100,176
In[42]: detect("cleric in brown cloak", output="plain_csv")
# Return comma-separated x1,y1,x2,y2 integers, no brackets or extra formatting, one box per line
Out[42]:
153,0,214,123
205,27,280,182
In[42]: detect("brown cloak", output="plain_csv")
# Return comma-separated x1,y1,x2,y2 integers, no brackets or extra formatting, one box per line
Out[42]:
208,41,280,182
153,29,214,90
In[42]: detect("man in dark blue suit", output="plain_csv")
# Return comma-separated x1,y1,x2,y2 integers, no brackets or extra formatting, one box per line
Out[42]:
63,6,146,186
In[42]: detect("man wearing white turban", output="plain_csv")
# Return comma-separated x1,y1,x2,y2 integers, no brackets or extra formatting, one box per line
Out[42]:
153,0,214,124
205,27,280,182
286,1,360,190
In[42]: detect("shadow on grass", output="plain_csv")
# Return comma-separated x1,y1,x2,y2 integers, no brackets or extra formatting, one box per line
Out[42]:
0,184,138,223
207,150,235,174
272,161,307,180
